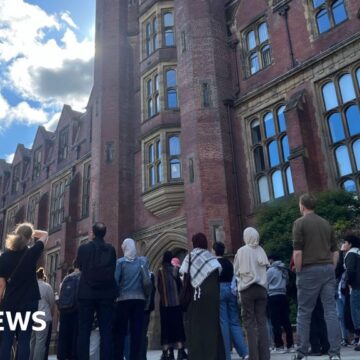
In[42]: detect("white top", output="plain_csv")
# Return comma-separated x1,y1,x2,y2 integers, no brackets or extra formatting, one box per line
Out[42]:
37,280,55,322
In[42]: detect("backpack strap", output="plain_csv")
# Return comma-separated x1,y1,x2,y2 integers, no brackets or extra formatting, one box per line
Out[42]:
8,247,29,284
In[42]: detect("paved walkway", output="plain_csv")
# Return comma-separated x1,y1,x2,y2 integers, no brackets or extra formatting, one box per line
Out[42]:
48,346,359,359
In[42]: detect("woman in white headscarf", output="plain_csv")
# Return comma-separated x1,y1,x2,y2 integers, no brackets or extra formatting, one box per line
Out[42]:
113,238,150,360
234,227,270,360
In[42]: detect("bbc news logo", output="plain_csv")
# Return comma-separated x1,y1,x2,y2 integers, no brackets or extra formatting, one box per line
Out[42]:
0,311,46,331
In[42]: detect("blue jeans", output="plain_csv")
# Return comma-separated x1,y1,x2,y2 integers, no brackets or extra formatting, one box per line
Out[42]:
336,295,349,340
296,264,341,358
350,288,360,335
77,298,114,360
0,301,38,360
219,283,248,360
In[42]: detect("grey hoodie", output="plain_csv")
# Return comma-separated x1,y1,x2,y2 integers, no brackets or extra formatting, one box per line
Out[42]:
267,260,289,297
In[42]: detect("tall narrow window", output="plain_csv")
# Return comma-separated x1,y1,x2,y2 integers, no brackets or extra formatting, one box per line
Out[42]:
163,12,175,46
250,104,293,203
321,67,360,195
244,21,272,76
82,163,91,218
145,72,160,118
58,127,69,162
27,193,40,225
146,138,162,188
50,176,69,230
47,251,59,291
166,69,177,109
11,163,21,194
168,135,181,180
32,147,42,180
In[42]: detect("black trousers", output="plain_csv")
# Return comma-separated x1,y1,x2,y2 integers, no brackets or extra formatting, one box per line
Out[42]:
58,311,78,360
268,294,294,348
113,299,145,360
310,297,330,353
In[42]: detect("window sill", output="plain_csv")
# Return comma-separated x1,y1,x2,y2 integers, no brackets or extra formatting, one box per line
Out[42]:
49,225,62,235
142,182,184,217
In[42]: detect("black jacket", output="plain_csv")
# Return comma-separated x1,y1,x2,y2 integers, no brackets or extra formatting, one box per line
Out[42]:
76,237,117,300
345,248,360,290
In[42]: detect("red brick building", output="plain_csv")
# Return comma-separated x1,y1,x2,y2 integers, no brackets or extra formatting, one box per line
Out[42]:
0,0,359,346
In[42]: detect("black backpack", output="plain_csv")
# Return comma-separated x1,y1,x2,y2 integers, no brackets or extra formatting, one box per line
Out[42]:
86,242,115,288
58,273,81,313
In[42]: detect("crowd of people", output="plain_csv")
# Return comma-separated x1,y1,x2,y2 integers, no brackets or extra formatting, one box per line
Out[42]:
0,193,359,360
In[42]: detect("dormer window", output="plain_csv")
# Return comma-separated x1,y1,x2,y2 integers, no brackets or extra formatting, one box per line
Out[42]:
32,147,42,180
59,127,69,162
11,164,21,195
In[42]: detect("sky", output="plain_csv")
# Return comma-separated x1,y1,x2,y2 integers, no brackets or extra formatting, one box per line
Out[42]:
0,0,96,162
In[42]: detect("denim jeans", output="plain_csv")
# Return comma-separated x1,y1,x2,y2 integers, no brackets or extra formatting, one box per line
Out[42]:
350,288,360,335
336,295,349,340
77,298,114,360
296,264,341,358
219,283,248,360
0,301,38,360
29,320,51,360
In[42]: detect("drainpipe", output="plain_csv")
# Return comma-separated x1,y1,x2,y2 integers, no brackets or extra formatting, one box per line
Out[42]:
223,98,243,244
278,4,297,68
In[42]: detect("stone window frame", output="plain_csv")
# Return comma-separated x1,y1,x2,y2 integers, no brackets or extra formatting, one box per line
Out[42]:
241,19,272,77
309,0,348,36
11,163,21,195
248,104,294,204
27,192,40,226
141,4,176,60
58,127,69,163
32,146,42,181
141,63,178,121
46,248,60,291
318,63,360,194
50,175,70,231
82,162,91,219
142,129,182,192
4,204,19,239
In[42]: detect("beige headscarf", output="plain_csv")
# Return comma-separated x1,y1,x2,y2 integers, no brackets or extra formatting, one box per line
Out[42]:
233,227,269,291
122,238,137,261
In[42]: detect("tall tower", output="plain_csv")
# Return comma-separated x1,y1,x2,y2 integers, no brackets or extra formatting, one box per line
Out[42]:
91,0,135,251
175,0,240,249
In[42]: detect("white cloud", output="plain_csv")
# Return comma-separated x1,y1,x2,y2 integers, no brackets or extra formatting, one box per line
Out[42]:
5,153,14,164
44,112,61,132
60,11,78,29
0,0,94,126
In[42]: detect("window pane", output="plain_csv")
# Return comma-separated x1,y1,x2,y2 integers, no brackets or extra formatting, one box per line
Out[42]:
164,12,174,27
167,89,177,108
148,144,154,163
166,70,176,87
328,112,345,143
149,166,155,186
254,147,265,173
282,136,290,161
286,167,294,194
268,141,280,168
146,23,151,37
170,159,181,179
346,105,360,136
272,171,285,199
264,112,275,138
316,9,331,33
313,0,325,8
148,99,154,117
250,53,259,74
342,180,356,193
155,94,160,113
153,17,158,32
322,82,338,111
258,176,270,203
353,139,360,171
169,136,180,155
335,146,352,176
154,33,159,50
247,31,256,50
339,74,355,103
277,106,286,132
357,68,360,89
261,45,271,67
156,140,161,159
155,75,159,90
147,79,152,96
332,0,347,25
165,30,175,46
157,163,163,183
258,23,268,43
251,120,261,144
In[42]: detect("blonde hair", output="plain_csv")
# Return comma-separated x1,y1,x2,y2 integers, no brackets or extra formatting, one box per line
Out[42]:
5,222,34,251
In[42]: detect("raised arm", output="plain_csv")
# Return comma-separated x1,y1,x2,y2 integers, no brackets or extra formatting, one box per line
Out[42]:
33,229,48,244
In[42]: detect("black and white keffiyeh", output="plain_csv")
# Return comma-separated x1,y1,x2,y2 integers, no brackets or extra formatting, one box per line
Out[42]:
180,248,222,289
